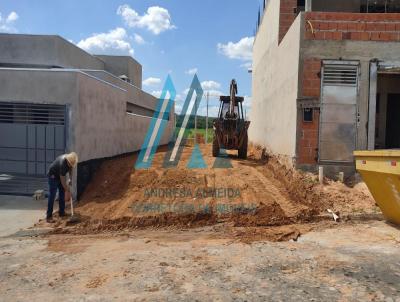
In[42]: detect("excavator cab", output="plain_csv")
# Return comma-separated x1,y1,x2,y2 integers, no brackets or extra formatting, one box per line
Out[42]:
213,79,250,159
220,98,240,119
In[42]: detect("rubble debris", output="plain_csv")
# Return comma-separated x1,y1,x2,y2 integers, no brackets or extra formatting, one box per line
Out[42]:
327,209,340,222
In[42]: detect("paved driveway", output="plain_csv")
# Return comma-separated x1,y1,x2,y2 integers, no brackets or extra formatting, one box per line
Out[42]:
0,195,46,237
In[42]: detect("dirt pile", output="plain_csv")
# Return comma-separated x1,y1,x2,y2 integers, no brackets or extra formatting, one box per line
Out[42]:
249,144,377,216
60,145,377,235
232,202,292,227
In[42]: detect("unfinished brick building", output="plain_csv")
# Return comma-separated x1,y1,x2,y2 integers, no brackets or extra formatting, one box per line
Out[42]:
249,0,400,177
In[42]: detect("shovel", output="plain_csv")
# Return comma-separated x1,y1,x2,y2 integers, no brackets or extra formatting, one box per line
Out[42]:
68,190,80,224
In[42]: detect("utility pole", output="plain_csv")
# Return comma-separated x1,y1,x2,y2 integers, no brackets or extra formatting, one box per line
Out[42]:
194,96,197,144
174,110,177,141
205,92,209,144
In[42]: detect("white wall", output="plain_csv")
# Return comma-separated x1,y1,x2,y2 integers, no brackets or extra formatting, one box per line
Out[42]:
250,0,301,159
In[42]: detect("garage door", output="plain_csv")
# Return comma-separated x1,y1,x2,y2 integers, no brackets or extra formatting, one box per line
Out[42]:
0,102,66,195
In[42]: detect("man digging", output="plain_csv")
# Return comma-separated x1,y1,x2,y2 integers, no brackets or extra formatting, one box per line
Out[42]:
46,152,78,223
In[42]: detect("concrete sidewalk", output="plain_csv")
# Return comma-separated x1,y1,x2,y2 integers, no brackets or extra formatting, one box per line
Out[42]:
0,195,46,237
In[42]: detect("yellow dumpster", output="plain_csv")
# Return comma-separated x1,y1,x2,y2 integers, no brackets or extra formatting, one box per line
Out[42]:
354,150,400,225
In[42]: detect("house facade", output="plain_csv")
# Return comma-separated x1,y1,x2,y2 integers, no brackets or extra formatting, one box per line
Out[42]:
0,34,174,197
250,0,400,178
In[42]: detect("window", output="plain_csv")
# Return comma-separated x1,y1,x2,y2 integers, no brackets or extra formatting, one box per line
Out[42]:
311,0,400,13
303,108,313,122
126,102,163,119
376,93,380,114
296,0,305,14
360,0,400,13
297,0,305,7
119,75,131,83
323,65,358,86
221,102,239,118
0,103,65,125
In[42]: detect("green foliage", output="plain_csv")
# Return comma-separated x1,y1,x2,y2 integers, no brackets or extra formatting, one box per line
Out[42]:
173,115,215,143
186,128,214,143
175,114,215,129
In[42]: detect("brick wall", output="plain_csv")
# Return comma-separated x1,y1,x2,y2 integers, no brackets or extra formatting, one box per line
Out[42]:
279,0,298,43
305,12,400,41
298,58,321,165
302,58,321,97
298,109,319,165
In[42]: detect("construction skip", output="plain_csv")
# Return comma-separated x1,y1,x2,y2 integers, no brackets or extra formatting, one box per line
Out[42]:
355,150,400,225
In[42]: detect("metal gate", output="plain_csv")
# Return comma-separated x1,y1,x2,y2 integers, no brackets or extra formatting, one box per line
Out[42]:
0,102,66,195
319,62,359,163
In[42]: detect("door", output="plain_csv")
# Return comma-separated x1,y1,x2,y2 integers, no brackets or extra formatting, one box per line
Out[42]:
319,62,359,163
386,94,400,148
0,102,66,195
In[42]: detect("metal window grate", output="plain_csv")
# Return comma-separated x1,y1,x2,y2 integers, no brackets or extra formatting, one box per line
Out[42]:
361,0,400,13
323,65,358,86
0,102,65,125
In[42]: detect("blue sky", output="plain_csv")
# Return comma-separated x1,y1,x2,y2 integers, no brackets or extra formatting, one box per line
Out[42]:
0,0,261,116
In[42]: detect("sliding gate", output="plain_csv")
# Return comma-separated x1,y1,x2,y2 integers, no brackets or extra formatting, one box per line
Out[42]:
0,102,66,195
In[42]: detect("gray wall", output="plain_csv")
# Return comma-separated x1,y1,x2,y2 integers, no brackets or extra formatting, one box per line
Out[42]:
0,34,104,70
83,70,156,111
0,68,175,196
0,68,173,161
0,69,78,104
95,55,142,88
0,34,143,89
75,72,173,163
250,0,301,161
